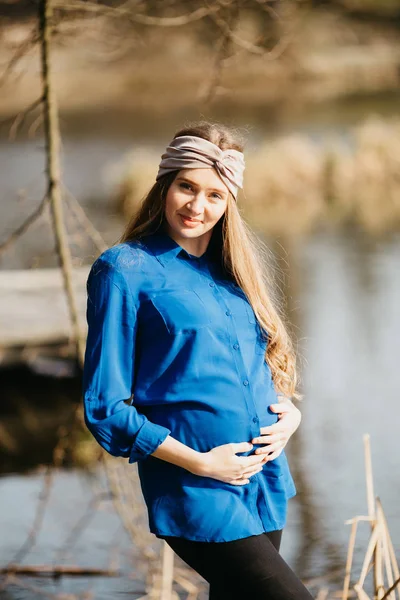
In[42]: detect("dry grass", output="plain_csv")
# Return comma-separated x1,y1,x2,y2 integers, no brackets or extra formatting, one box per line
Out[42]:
117,116,400,237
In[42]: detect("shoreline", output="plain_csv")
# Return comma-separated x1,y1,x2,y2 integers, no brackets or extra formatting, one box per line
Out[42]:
1,10,400,118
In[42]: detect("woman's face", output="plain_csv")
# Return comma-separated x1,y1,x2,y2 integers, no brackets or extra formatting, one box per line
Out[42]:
164,168,229,243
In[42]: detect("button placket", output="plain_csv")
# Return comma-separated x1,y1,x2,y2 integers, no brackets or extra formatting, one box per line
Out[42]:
210,279,261,439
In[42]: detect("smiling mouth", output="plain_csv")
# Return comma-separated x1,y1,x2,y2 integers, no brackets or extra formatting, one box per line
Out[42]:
179,214,202,223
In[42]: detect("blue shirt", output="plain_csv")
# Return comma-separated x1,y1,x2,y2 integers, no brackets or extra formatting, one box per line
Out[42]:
82,230,296,542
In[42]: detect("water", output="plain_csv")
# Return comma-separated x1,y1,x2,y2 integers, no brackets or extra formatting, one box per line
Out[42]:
289,230,400,581
1,228,399,598
1,92,400,270
1,98,400,597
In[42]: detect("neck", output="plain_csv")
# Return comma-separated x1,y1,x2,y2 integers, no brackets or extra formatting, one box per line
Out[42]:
164,225,213,258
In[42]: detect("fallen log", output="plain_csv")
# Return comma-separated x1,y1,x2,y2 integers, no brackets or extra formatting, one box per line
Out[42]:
0,564,119,577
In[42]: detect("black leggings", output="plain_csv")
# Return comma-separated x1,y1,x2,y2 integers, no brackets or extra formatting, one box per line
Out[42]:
161,530,314,599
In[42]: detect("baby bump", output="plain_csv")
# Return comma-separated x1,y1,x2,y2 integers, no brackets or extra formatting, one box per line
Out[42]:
139,398,279,455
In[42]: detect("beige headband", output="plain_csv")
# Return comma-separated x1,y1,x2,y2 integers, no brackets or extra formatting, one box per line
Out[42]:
156,135,245,200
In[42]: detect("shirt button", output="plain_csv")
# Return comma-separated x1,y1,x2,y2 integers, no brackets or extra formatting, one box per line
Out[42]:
233,343,239,350
226,310,232,316
243,379,249,386
209,282,215,287
253,416,259,423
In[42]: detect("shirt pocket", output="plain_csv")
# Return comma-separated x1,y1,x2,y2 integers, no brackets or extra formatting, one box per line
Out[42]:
150,289,211,334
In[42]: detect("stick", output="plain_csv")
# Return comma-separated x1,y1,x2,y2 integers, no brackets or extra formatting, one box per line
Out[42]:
358,524,379,588
0,195,48,255
354,583,372,600
377,498,400,600
342,518,359,599
0,564,119,576
39,0,85,366
382,579,400,600
363,434,375,522
63,186,108,253
160,541,174,600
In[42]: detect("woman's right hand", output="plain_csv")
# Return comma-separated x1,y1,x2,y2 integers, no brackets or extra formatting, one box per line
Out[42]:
193,442,268,485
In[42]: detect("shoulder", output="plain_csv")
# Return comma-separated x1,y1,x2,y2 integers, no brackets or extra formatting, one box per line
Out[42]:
89,241,152,280
88,241,149,293
92,241,148,273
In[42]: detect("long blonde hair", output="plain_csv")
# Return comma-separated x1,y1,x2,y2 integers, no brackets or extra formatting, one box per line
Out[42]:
118,120,303,402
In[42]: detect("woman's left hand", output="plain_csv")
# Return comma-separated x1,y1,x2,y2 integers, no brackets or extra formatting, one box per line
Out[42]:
251,400,302,462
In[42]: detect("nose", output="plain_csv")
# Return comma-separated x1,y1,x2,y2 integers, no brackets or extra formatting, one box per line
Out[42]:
185,190,206,215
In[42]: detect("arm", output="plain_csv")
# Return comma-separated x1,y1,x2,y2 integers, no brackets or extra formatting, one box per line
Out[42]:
82,252,264,482
151,434,205,474
82,254,172,464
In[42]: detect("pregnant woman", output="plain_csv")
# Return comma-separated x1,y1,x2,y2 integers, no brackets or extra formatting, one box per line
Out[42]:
82,120,314,599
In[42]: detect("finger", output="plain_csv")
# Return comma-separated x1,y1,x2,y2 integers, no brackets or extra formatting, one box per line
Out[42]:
233,442,254,454
264,448,284,462
231,466,264,484
253,442,285,457
242,464,264,477
252,433,284,446
259,423,284,435
255,441,285,455
238,454,268,467
230,479,250,485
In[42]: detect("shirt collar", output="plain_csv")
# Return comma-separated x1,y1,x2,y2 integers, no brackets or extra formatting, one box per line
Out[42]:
139,230,217,267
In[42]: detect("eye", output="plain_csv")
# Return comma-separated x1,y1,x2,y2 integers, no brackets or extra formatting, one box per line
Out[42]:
211,192,223,200
179,182,192,191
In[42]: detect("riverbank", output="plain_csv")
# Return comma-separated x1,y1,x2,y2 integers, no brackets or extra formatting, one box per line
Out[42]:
118,115,400,237
1,8,400,118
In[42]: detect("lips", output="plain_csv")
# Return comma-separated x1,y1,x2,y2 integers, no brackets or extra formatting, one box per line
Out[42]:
179,214,201,222
179,214,202,225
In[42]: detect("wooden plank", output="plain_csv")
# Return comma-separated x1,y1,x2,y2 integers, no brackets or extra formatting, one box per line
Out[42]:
0,266,90,348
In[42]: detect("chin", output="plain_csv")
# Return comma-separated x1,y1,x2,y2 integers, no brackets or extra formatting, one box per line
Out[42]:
171,220,206,237
176,227,204,238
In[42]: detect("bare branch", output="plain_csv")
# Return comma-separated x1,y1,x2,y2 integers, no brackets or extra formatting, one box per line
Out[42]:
1,564,119,577
28,111,44,138
54,493,113,565
381,577,400,600
1,573,84,599
0,97,43,141
209,7,277,57
208,0,307,61
40,0,86,365
54,0,222,26
63,186,108,254
0,194,49,256
253,0,282,21
6,467,53,567
0,26,40,87
199,5,239,105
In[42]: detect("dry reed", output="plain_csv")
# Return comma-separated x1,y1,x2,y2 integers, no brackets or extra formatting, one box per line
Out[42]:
116,116,400,238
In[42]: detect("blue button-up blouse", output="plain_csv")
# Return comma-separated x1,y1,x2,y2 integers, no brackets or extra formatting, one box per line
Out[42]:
82,230,296,542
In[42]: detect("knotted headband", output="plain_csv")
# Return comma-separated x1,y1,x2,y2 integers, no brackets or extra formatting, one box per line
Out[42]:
156,135,245,200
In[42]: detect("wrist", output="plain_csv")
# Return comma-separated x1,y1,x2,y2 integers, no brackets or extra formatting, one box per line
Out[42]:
188,451,211,477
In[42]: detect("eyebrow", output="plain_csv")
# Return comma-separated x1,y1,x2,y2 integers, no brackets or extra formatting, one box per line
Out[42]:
176,176,227,196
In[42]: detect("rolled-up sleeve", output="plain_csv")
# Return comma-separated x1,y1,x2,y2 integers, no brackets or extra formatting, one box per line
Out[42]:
82,254,171,464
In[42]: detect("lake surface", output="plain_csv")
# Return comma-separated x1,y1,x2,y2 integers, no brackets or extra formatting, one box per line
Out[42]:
1,91,400,269
1,97,400,597
1,228,399,598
